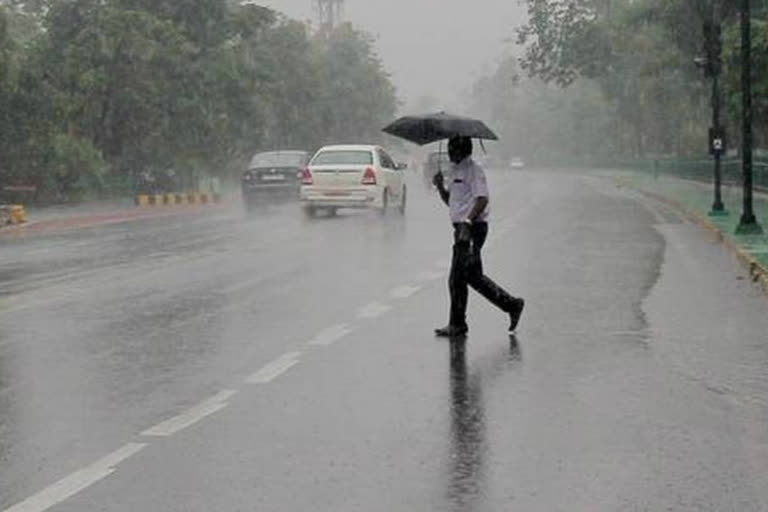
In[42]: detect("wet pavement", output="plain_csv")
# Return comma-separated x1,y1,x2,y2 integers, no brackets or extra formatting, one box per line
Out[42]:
2,169,768,511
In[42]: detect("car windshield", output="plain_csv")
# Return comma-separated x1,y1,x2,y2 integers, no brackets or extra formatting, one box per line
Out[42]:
249,152,306,168
312,150,373,166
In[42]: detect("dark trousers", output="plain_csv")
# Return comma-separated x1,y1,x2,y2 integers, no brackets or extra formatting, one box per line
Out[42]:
449,222,517,328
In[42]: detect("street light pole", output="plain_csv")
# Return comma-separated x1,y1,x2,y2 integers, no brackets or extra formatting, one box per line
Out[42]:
708,12,727,216
736,0,763,234
711,68,726,214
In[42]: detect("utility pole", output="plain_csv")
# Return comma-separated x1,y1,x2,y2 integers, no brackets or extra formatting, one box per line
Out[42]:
736,0,762,233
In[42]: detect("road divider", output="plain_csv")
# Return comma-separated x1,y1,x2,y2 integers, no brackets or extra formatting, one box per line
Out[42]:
2,443,147,512
140,389,237,437
135,192,222,207
246,352,302,384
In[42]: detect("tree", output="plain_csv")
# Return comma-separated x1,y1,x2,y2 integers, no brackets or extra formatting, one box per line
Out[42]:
0,0,399,202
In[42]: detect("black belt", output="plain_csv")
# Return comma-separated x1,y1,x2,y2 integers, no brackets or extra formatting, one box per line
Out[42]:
453,221,487,228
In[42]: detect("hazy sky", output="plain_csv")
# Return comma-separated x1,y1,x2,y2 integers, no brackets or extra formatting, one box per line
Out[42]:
257,0,526,111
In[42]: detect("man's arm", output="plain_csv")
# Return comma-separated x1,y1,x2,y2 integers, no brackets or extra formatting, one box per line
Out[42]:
433,172,450,206
464,163,489,222
466,196,488,223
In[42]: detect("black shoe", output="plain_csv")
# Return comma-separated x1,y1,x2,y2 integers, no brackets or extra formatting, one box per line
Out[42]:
508,298,525,333
434,324,468,338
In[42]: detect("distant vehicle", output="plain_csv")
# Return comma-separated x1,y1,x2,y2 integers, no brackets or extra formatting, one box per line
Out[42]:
241,150,310,208
509,157,525,169
423,151,451,189
300,144,407,217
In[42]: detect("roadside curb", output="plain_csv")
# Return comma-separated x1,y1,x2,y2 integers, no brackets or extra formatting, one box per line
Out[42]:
613,177,768,297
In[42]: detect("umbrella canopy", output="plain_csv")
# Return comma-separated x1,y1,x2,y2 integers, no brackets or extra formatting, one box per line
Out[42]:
382,112,498,146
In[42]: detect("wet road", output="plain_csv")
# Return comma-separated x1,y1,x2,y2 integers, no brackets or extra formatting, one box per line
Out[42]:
2,169,768,511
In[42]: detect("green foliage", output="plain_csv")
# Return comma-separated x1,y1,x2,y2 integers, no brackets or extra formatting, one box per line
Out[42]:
506,0,768,161
0,0,398,203
46,133,107,200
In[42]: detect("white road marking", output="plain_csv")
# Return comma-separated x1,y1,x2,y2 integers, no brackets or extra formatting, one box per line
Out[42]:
416,271,445,281
245,352,302,384
307,324,351,346
3,443,147,512
357,302,392,319
141,389,237,437
220,275,268,295
390,285,422,299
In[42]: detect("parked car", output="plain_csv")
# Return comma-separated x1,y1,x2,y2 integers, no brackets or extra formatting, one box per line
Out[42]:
422,151,451,189
300,144,407,217
241,150,310,208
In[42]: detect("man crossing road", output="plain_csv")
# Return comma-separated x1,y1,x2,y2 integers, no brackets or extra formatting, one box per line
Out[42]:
433,136,524,338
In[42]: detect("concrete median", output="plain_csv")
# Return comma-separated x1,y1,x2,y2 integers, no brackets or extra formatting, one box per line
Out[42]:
135,193,222,207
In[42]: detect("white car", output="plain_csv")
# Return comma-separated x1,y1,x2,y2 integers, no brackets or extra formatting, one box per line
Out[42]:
300,144,407,216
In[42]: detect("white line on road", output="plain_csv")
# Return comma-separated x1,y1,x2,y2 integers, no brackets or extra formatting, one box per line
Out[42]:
245,352,302,384
141,389,237,437
357,302,392,319
219,275,269,295
3,443,147,512
390,285,422,299
307,324,351,346
415,271,445,281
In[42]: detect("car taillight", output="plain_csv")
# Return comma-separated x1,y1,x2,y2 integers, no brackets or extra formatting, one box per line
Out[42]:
301,167,313,185
362,166,377,185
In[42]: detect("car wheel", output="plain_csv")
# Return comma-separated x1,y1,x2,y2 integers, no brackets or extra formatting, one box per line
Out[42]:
398,186,407,215
379,190,389,216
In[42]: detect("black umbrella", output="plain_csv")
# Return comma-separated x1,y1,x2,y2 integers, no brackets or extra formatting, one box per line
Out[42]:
382,112,498,146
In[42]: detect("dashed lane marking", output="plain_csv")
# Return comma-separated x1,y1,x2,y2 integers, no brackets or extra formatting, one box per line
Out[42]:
141,390,237,437
415,271,445,281
357,302,392,319
390,285,422,299
245,352,302,384
3,443,147,512
307,324,352,346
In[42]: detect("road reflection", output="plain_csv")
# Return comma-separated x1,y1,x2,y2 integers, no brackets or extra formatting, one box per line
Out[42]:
445,337,521,511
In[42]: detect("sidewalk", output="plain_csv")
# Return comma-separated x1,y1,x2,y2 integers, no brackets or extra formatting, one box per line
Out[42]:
599,169,768,289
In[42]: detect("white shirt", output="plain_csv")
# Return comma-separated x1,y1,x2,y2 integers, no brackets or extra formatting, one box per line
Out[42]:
448,156,490,223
